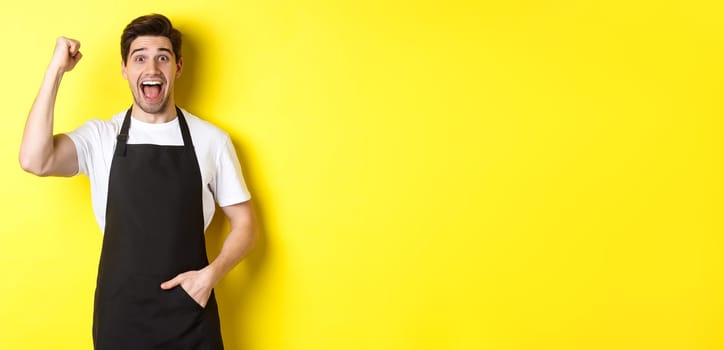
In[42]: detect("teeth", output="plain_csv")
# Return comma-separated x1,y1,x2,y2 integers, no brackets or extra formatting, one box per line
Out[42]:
142,81,162,86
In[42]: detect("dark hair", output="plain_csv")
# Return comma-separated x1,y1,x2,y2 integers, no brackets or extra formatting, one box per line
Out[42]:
121,14,182,64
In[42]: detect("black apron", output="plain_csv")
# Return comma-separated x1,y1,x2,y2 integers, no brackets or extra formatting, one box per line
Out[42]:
93,107,224,350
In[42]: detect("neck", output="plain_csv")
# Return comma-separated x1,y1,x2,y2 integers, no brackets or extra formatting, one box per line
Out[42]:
131,102,177,124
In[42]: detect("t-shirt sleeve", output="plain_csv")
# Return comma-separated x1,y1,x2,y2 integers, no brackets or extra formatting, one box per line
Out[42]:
210,135,252,207
64,120,104,177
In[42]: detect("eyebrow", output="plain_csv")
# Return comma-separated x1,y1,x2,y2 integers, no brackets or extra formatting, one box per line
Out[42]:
130,47,173,56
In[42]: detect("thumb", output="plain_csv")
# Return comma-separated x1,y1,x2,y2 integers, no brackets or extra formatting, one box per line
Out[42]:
160,274,183,290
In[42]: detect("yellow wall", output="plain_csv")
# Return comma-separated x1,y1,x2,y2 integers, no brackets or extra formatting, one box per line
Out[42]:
1,0,723,349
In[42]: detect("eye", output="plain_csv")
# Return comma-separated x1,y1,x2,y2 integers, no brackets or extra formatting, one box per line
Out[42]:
134,56,145,63
158,55,169,62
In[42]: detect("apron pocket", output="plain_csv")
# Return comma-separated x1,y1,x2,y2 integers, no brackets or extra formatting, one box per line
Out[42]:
154,284,205,344
172,285,205,311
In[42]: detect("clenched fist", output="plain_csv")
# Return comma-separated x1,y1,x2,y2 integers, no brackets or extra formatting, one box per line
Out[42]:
50,36,82,72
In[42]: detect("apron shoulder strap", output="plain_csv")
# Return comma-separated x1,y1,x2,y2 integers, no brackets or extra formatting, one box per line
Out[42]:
176,107,195,151
114,107,133,157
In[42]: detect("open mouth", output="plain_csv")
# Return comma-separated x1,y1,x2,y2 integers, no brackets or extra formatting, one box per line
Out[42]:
140,80,164,102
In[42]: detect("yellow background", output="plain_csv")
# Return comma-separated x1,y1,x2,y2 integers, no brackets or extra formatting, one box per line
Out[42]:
1,0,723,349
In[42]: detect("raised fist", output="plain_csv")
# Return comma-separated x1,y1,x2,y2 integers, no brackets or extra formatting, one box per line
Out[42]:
50,36,82,72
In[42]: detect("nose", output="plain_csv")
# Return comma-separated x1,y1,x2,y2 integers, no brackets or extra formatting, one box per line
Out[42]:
147,59,161,74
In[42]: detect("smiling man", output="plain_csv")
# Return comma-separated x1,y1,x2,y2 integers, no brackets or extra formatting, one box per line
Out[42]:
19,14,255,350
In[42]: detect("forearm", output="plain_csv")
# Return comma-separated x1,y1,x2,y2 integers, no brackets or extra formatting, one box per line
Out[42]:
206,204,257,286
19,65,64,174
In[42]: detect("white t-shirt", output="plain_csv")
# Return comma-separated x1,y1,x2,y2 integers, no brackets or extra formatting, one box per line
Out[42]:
66,108,251,233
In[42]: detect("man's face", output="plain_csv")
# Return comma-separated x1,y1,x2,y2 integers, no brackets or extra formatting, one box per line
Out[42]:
122,36,183,115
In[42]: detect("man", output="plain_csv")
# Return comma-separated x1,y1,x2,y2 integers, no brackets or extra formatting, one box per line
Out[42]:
19,14,256,349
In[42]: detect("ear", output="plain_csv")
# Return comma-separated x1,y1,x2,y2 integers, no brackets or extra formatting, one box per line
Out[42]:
175,57,184,78
121,60,128,80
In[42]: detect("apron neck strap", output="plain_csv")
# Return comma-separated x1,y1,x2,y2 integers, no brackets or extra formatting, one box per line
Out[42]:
115,106,194,158
176,106,194,150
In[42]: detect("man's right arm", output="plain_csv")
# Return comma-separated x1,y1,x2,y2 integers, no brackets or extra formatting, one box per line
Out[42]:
19,36,83,177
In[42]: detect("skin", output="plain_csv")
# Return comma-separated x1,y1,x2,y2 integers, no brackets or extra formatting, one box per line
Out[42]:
19,36,256,308
122,36,182,123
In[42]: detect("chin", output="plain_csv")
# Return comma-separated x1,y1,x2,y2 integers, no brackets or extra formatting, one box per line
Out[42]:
134,95,170,115
142,104,168,115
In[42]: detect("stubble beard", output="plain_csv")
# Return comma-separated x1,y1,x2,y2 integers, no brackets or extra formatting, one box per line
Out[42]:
133,91,170,115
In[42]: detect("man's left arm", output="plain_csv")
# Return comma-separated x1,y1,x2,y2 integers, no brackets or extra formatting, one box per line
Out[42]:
161,200,257,307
